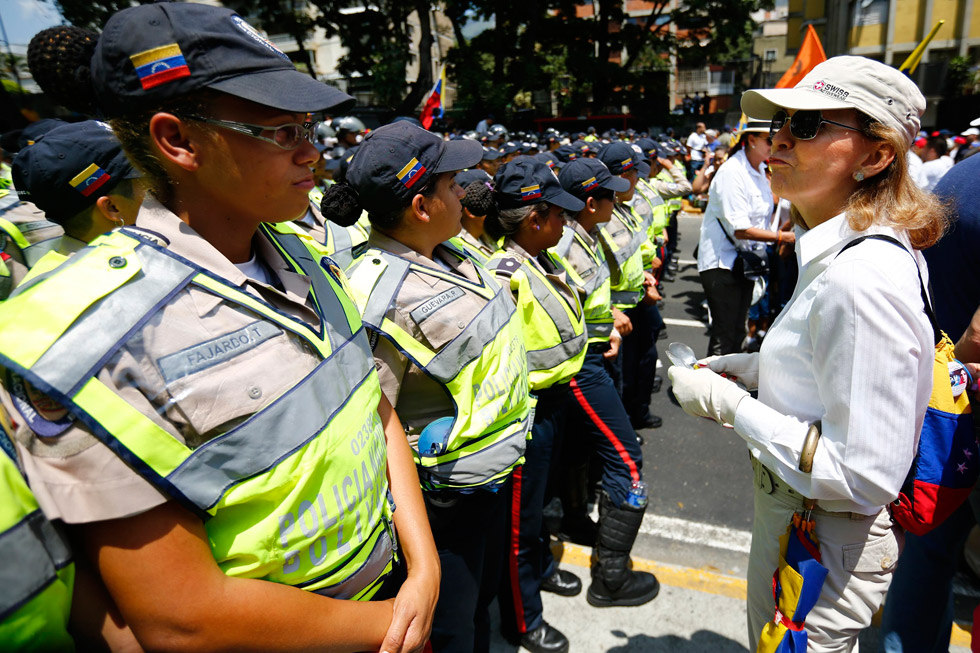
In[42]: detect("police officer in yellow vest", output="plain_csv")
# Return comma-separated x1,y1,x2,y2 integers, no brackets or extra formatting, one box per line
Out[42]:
595,143,663,430
0,6,438,650
0,406,74,651
483,157,587,653
553,158,661,608
324,121,533,653
10,120,145,277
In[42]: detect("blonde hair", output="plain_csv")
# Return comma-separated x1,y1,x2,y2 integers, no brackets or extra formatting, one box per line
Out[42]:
790,120,948,250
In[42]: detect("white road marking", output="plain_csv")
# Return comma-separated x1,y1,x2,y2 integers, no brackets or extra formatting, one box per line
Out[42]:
663,317,707,328
588,505,752,555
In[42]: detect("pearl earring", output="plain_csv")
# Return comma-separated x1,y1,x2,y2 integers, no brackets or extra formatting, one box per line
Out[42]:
853,171,865,181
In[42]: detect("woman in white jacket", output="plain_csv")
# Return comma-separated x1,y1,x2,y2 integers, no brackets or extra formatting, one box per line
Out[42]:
670,56,947,651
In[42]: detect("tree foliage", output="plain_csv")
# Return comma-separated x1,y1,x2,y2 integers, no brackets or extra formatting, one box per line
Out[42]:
54,0,139,30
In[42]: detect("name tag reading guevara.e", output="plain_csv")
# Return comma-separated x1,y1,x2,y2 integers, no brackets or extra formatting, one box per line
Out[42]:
410,287,465,325
156,321,284,384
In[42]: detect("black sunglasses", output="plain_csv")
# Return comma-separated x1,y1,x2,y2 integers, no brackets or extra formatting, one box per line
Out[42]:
770,110,863,140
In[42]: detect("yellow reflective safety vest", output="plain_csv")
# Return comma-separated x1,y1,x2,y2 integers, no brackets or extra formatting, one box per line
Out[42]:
485,246,586,391
346,242,533,491
0,424,74,651
0,225,396,600
0,191,64,300
636,178,668,239
598,204,646,309
551,223,613,345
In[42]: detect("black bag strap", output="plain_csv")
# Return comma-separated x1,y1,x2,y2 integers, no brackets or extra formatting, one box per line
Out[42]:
836,234,940,343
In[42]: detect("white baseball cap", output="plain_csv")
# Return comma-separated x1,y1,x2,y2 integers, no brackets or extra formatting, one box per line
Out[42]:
741,56,925,147
963,127,980,136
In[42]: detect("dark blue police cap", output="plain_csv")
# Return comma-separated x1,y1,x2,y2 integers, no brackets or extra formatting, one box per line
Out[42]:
91,3,354,117
533,151,558,171
12,120,138,222
1,119,67,154
482,146,501,161
558,158,629,199
552,144,579,164
346,122,482,214
597,141,639,175
500,141,521,156
494,156,584,212
456,168,492,189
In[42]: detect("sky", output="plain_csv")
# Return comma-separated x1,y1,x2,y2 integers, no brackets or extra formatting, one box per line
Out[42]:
1,0,63,50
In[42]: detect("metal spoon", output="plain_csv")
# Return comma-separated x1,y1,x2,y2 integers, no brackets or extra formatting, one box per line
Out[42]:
666,342,699,369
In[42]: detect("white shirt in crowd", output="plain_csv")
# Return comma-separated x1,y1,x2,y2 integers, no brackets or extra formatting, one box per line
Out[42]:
916,155,953,192
907,149,923,184
686,131,708,162
734,213,933,515
696,149,773,273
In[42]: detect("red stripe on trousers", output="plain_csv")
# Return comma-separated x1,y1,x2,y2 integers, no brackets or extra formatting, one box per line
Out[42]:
569,377,640,482
508,466,528,633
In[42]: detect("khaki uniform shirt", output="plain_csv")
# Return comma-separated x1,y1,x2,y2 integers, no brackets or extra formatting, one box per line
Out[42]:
0,194,64,290
456,228,499,261
647,164,691,199
8,198,329,523
366,231,495,441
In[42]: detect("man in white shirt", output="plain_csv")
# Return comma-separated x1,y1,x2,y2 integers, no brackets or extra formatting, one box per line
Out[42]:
916,135,954,192
686,122,708,174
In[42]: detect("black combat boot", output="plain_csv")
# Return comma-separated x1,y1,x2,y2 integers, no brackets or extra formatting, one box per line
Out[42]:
587,492,660,607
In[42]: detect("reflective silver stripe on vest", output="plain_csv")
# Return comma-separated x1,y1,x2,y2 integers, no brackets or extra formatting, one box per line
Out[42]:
0,510,72,619
426,288,515,383
357,249,514,384
554,230,609,296
587,321,614,339
312,527,393,600
8,245,92,299
518,266,584,372
610,290,642,305
527,333,586,372
168,331,374,510
423,415,531,486
357,253,410,328
263,226,354,343
325,224,356,271
33,244,196,396
22,239,62,268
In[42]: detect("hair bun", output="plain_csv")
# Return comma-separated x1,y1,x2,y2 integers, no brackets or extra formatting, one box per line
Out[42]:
462,181,496,218
28,26,100,115
321,182,363,227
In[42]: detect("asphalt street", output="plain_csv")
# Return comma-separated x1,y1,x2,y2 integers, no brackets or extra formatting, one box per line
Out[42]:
487,212,974,652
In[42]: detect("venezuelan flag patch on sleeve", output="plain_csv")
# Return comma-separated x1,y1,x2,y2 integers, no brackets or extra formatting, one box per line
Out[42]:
130,43,191,90
69,163,111,197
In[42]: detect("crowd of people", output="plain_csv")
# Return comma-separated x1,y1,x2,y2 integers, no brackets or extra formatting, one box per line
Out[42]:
0,4,979,653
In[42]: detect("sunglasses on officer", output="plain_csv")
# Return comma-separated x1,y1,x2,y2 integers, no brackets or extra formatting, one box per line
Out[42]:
769,110,863,141
182,115,319,150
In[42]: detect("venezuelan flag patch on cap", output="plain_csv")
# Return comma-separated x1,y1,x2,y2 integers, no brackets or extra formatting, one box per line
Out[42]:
620,158,635,171
580,176,599,192
396,158,426,189
69,163,111,197
130,43,191,90
521,184,542,201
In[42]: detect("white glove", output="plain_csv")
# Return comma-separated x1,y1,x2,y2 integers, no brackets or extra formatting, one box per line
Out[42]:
668,366,749,427
699,352,760,391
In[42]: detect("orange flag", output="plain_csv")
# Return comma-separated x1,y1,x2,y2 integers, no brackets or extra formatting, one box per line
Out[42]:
775,24,827,88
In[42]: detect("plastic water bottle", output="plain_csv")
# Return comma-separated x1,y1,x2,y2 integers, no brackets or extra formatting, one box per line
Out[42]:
626,480,648,508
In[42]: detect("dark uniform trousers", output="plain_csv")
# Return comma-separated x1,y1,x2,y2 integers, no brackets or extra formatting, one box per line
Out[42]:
621,302,664,426
498,384,569,636
567,349,644,507
426,483,509,653
700,267,754,356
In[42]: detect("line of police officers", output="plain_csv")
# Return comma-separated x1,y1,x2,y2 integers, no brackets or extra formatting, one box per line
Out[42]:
0,3,696,651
